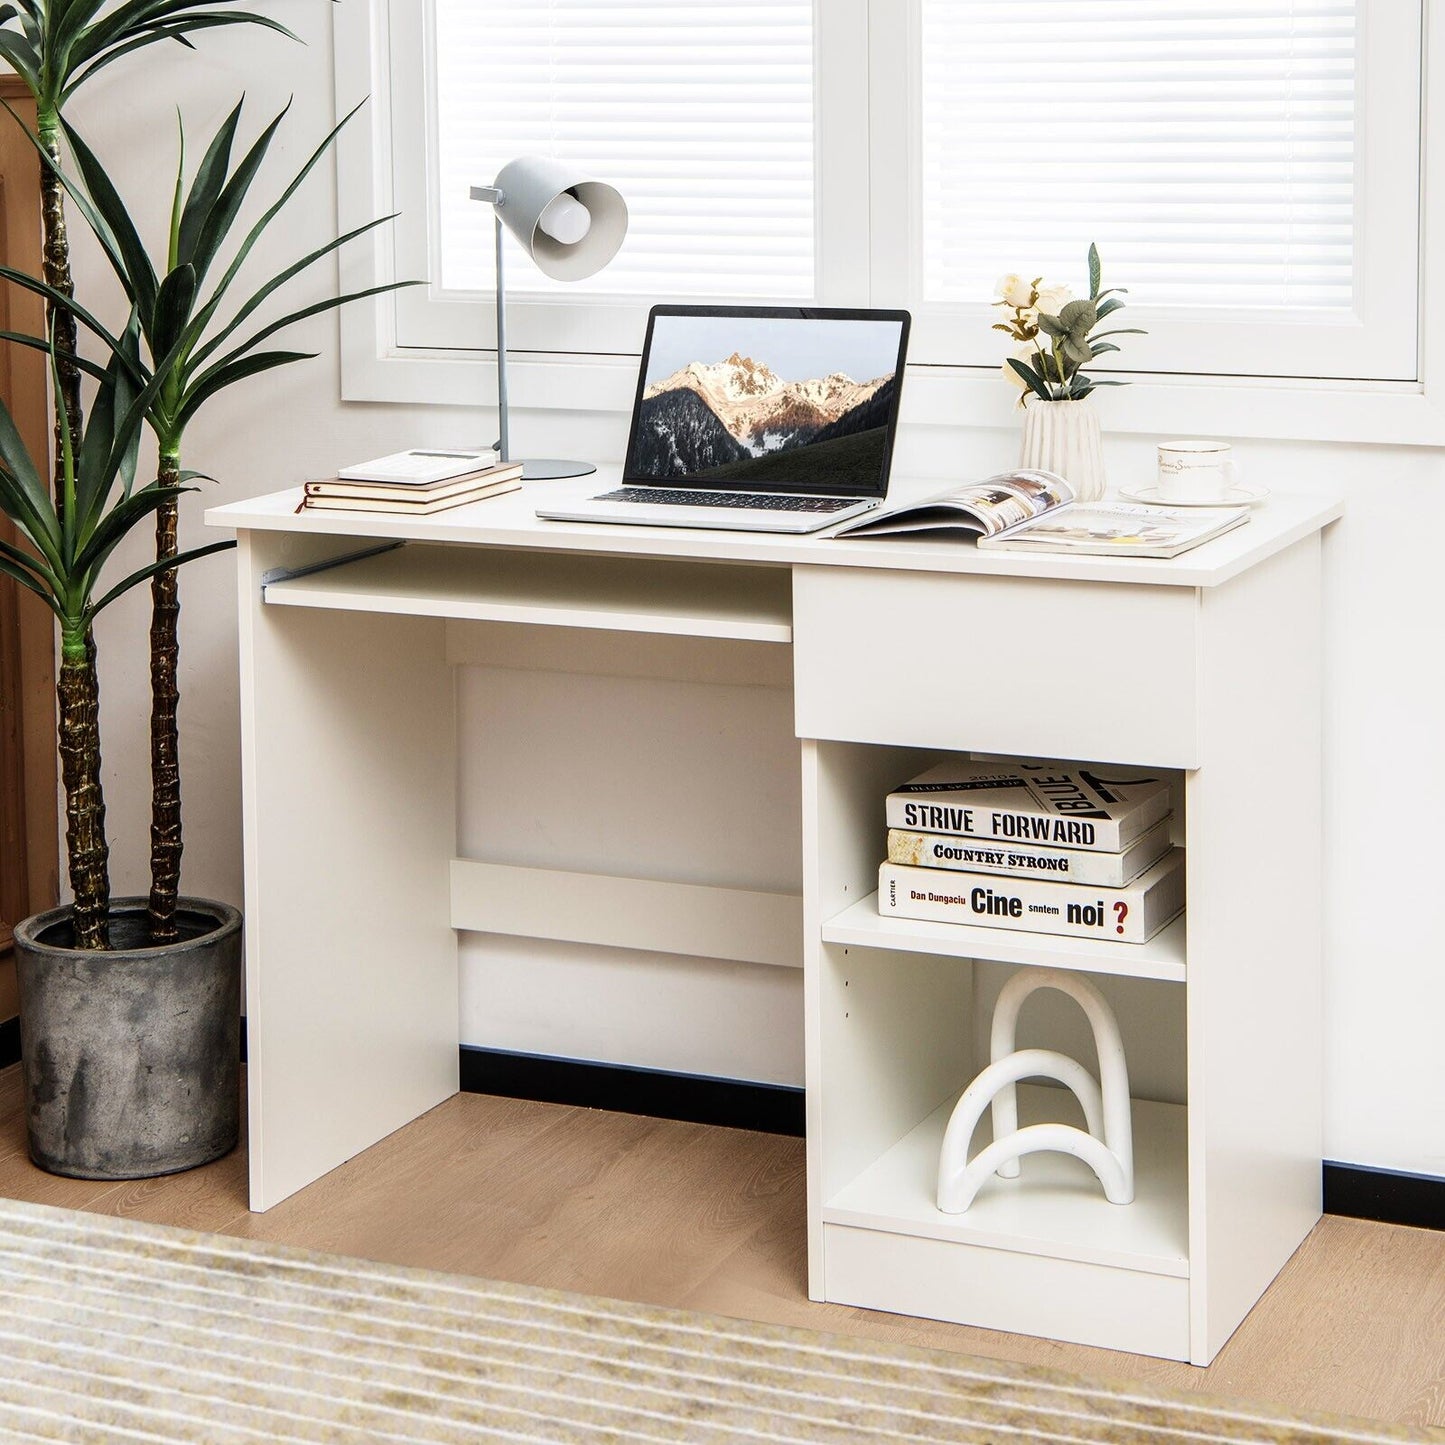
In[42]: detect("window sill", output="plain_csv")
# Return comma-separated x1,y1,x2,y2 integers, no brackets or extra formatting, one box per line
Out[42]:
340,337,1443,449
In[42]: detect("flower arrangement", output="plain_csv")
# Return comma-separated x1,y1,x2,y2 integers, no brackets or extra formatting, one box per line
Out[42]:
993,244,1144,405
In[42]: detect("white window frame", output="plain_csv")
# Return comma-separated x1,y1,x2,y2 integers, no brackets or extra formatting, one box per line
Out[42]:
335,0,1445,445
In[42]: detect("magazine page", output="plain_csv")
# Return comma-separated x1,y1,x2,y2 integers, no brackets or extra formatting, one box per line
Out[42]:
978,501,1249,558
833,470,1073,538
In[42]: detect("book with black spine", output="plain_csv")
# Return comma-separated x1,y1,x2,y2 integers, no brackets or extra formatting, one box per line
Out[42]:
885,758,1172,853
878,851,1185,944
887,815,1172,887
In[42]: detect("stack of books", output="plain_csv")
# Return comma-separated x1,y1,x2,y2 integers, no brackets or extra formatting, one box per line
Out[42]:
876,759,1184,944
298,451,523,515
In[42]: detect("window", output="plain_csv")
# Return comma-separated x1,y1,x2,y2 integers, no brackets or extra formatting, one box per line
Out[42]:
376,0,851,360
341,0,1422,398
431,1,816,302
884,0,1421,379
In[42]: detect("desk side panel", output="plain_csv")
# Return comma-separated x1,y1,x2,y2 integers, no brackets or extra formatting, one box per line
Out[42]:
1187,534,1324,1363
237,533,458,1211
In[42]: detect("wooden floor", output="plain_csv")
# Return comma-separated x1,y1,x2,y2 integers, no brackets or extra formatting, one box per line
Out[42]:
0,1065,1441,1434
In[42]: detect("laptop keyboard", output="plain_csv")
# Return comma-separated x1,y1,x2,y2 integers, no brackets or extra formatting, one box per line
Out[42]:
596,487,859,513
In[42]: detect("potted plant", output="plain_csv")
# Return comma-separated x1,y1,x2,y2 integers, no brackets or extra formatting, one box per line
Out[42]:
0,17,411,1178
992,243,1146,500
0,320,242,1175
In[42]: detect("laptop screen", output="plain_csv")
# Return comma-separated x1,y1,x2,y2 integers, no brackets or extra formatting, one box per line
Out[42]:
622,306,910,498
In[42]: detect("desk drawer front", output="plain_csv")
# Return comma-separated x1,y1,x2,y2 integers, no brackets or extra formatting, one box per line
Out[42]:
793,567,1198,766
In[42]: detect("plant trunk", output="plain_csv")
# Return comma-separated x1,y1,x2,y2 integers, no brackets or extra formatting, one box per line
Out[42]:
37,114,83,494
147,455,182,943
57,627,109,950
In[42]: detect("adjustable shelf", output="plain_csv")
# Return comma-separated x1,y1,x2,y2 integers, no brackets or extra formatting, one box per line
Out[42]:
822,894,1187,983
262,542,793,643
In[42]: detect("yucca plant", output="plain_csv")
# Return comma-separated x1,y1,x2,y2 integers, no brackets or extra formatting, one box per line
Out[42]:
0,321,230,949
0,0,295,477
2,98,416,940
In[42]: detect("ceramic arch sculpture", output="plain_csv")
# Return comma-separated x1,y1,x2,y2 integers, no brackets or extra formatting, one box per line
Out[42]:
936,968,1134,1213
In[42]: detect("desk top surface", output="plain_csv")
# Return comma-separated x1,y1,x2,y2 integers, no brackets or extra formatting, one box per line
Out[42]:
208,470,1343,589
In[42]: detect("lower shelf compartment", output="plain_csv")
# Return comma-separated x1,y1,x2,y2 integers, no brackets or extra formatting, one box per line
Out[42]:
822,1083,1189,1277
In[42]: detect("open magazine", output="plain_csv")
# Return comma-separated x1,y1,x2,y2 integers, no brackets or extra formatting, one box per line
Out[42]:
832,470,1250,558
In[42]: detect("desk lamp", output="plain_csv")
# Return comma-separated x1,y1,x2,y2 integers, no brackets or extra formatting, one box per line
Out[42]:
471,157,628,479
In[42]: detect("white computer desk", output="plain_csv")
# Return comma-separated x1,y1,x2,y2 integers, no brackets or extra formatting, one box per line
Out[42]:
209,473,1341,1364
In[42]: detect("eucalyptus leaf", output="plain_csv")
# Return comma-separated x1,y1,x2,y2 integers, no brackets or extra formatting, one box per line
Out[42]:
1058,298,1098,331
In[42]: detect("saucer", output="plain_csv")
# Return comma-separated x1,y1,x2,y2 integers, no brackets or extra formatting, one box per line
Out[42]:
1117,480,1270,508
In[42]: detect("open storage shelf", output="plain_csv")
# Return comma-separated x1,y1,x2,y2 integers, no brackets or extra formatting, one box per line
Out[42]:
823,893,1186,982
823,1084,1188,1276
263,542,794,643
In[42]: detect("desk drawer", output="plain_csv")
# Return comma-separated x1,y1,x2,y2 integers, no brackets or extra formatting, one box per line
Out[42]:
793,566,1199,766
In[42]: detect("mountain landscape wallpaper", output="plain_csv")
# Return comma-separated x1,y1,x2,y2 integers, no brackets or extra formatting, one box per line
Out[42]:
627,314,905,490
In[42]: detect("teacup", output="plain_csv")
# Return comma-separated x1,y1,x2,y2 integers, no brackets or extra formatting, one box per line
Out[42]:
1157,440,1236,503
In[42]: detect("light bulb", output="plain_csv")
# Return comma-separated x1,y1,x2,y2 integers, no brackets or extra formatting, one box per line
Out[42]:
536,192,592,247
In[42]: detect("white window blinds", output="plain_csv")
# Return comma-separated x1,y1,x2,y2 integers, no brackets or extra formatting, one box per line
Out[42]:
920,1,1357,312
431,0,815,301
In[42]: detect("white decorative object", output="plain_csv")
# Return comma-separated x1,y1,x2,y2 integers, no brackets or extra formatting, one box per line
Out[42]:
1019,400,1107,502
936,968,1134,1213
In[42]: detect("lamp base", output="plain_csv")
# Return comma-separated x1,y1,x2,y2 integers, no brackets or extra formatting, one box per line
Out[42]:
519,459,598,481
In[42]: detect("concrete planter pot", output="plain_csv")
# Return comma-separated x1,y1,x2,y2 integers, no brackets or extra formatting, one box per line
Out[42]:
13,897,242,1179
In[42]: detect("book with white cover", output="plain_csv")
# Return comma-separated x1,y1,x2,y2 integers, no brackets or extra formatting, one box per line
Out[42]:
885,759,1171,853
887,815,1171,887
338,449,498,485
878,851,1185,944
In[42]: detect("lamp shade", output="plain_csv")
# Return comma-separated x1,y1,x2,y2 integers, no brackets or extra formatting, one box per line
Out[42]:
489,156,628,281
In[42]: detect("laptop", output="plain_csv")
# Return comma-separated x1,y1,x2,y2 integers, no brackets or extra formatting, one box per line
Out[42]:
535,304,911,534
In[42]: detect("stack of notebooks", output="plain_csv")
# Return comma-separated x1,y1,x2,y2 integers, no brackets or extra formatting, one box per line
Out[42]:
298,450,523,515
877,758,1184,944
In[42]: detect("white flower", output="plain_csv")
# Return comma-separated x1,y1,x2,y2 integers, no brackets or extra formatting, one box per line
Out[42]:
994,273,1035,309
1034,283,1073,318
1002,346,1034,389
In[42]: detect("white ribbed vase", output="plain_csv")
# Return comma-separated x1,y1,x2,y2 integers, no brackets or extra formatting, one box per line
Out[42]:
1019,399,1107,501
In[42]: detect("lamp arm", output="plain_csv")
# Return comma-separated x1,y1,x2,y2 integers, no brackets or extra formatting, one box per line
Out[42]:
468,186,511,461
493,210,509,463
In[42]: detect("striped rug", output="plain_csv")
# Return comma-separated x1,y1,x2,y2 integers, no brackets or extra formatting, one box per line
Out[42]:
0,1199,1431,1443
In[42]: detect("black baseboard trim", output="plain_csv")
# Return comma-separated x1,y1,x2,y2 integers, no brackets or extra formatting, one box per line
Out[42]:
459,1046,806,1136
1323,1161,1445,1232
1,1025,1439,1227
460,1049,1445,1228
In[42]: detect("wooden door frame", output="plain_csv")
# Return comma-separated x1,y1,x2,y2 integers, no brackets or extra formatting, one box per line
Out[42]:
0,76,58,1004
